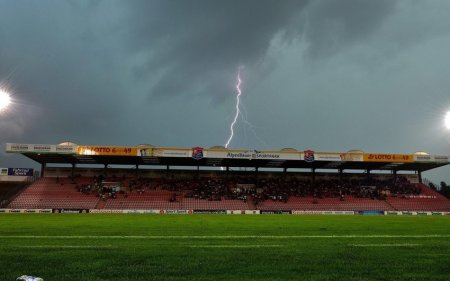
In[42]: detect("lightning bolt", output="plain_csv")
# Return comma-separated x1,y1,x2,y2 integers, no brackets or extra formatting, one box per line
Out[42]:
225,67,243,148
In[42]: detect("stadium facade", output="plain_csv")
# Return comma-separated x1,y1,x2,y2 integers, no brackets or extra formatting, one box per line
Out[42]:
2,142,450,214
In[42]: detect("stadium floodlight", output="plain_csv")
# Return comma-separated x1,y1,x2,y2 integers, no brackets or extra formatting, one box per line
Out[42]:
0,89,11,111
445,110,450,130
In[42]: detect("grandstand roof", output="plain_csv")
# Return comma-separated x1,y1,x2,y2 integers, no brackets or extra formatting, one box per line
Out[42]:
5,143,450,172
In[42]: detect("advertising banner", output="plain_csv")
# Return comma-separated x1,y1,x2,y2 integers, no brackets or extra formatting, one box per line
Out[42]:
137,147,152,157
0,209,52,213
414,155,434,162
193,210,227,214
260,210,291,215
434,156,450,162
7,168,34,176
77,146,137,156
52,209,89,213
6,143,77,154
55,145,77,154
292,210,323,215
206,149,300,160
357,210,384,215
226,210,261,215
0,168,7,176
151,148,191,158
89,209,124,214
314,153,342,162
339,153,364,162
363,154,413,163
122,210,161,214
162,209,193,214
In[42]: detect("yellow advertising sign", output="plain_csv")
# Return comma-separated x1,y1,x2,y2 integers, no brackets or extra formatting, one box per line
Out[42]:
363,153,413,163
77,146,137,156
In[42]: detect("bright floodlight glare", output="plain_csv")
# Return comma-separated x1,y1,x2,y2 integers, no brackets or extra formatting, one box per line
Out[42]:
0,89,12,111
445,111,450,130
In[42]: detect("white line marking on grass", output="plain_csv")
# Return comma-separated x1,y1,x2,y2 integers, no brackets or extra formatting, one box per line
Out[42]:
11,245,115,249
188,245,282,248
0,235,449,239
351,244,421,247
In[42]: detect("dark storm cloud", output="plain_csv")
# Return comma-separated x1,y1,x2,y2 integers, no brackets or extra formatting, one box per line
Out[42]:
2,0,450,183
121,0,395,100
304,0,395,58
0,0,397,130
0,1,127,143
122,0,309,100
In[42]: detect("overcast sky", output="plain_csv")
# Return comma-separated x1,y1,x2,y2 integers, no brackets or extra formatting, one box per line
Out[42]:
1,0,450,182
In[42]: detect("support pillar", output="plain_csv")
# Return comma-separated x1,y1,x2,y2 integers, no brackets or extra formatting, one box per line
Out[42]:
418,170,423,184
312,168,316,183
40,163,46,177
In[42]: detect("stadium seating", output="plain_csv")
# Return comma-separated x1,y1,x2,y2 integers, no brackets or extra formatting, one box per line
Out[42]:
0,182,29,207
257,196,395,211
8,177,100,209
104,191,182,210
386,184,450,211
6,175,450,212
182,198,250,210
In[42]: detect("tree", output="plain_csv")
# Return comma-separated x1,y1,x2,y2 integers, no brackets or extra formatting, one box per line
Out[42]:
439,181,450,199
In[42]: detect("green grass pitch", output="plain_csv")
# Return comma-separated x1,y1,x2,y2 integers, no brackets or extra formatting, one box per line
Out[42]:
0,214,449,281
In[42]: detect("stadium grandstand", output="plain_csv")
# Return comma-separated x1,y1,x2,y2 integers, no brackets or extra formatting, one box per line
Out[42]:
2,142,450,213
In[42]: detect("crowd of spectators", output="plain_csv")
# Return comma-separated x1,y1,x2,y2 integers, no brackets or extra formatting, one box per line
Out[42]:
74,174,421,204
74,175,123,201
185,178,228,200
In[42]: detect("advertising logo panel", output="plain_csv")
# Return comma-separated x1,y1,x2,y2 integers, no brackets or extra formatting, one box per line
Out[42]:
7,168,34,176
304,150,315,162
192,147,204,160
77,146,137,156
363,154,413,163
340,153,364,162
6,143,76,154
206,149,300,160
152,148,191,157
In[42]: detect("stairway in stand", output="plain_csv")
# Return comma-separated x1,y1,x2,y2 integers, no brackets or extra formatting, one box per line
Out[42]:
246,195,256,210
384,199,397,211
95,199,106,209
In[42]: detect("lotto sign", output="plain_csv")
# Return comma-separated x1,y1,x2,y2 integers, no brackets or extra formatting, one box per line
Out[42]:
363,154,413,163
77,146,137,156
